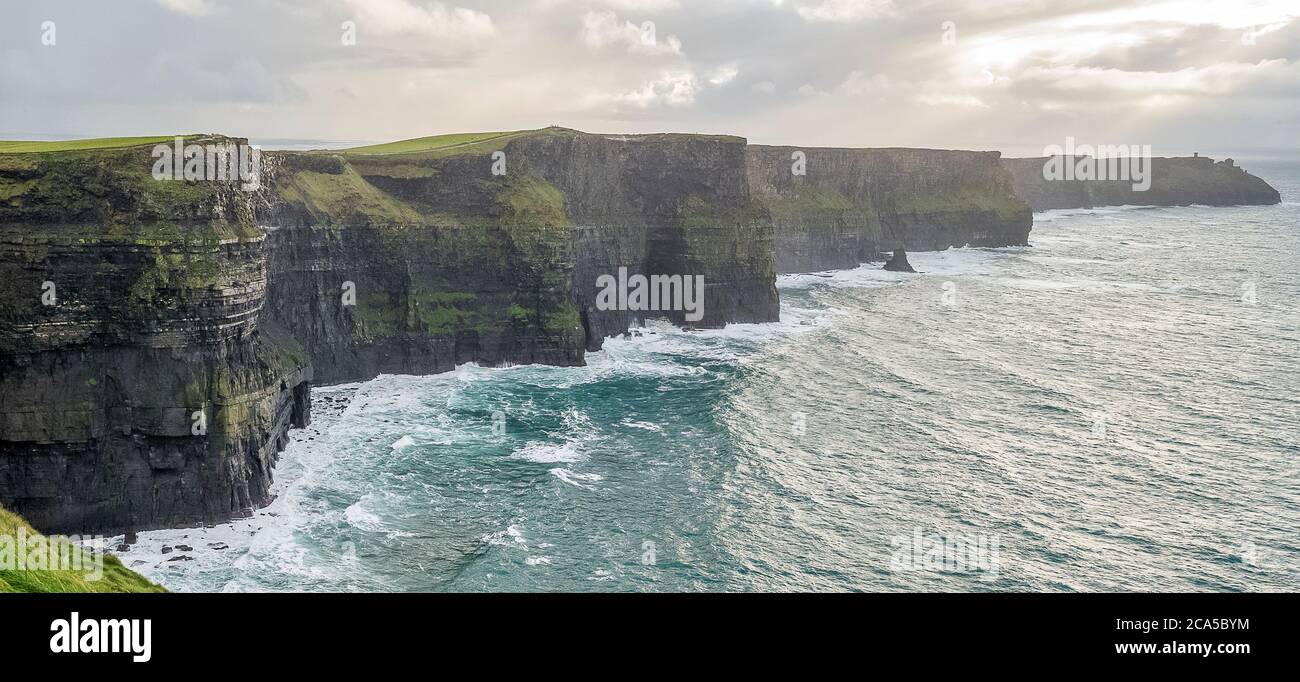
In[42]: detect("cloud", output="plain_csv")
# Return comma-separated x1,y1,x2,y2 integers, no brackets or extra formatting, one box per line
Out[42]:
840,71,988,108
2,0,1297,153
792,0,895,23
839,71,891,96
912,92,989,108
599,0,680,10
147,55,308,104
155,0,219,17
709,63,740,86
580,10,683,55
1015,60,1297,98
337,0,495,42
589,70,701,109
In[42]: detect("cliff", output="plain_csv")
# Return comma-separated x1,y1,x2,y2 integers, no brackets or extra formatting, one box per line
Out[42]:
4,129,1265,537
0,137,312,534
259,127,778,385
747,146,1032,273
1002,155,1281,211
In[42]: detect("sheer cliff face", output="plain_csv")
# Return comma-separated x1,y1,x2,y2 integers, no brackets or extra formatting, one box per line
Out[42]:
260,128,779,382
1002,156,1282,211
257,148,585,385
747,146,1033,273
509,131,777,345
0,139,311,533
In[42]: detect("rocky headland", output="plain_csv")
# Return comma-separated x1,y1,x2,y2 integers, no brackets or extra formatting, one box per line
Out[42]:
1002,154,1281,211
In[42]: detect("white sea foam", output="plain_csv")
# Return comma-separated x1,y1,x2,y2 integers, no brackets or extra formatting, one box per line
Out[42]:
779,247,1006,292
999,276,1169,293
589,312,826,363
550,468,603,489
512,440,581,463
587,568,617,582
1035,205,1158,223
482,524,527,547
344,500,384,530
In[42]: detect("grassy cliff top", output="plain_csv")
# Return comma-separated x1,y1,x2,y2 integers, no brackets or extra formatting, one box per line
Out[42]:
338,131,529,156
1,128,748,159
331,127,746,158
0,136,181,154
0,506,165,593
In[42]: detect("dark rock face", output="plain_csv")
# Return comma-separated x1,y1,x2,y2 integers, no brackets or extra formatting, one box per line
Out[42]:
257,148,585,385
882,247,915,272
0,139,312,534
1001,155,1281,211
257,221,586,385
511,131,779,347
746,146,1033,274
257,129,778,383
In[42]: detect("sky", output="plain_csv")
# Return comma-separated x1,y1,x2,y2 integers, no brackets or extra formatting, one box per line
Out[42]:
1,0,1297,156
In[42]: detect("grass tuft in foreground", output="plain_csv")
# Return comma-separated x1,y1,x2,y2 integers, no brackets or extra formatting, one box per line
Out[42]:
0,506,165,593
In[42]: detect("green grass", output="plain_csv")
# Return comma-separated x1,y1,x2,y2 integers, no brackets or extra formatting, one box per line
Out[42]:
0,136,178,154
498,174,571,227
893,189,1028,219
277,164,425,224
0,506,166,593
340,131,528,156
544,302,581,333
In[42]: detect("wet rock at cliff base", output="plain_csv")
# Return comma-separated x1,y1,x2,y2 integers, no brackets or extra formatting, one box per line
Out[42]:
116,530,139,552
883,247,916,273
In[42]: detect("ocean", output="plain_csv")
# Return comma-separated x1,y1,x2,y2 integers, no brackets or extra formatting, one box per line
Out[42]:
116,162,1300,592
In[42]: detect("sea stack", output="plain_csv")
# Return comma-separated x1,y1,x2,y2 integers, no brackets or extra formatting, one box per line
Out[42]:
883,247,916,272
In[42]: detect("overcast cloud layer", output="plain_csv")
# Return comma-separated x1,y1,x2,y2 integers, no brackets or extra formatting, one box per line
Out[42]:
1,0,1296,156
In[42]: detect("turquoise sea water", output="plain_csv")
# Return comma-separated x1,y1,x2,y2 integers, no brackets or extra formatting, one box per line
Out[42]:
121,163,1300,592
